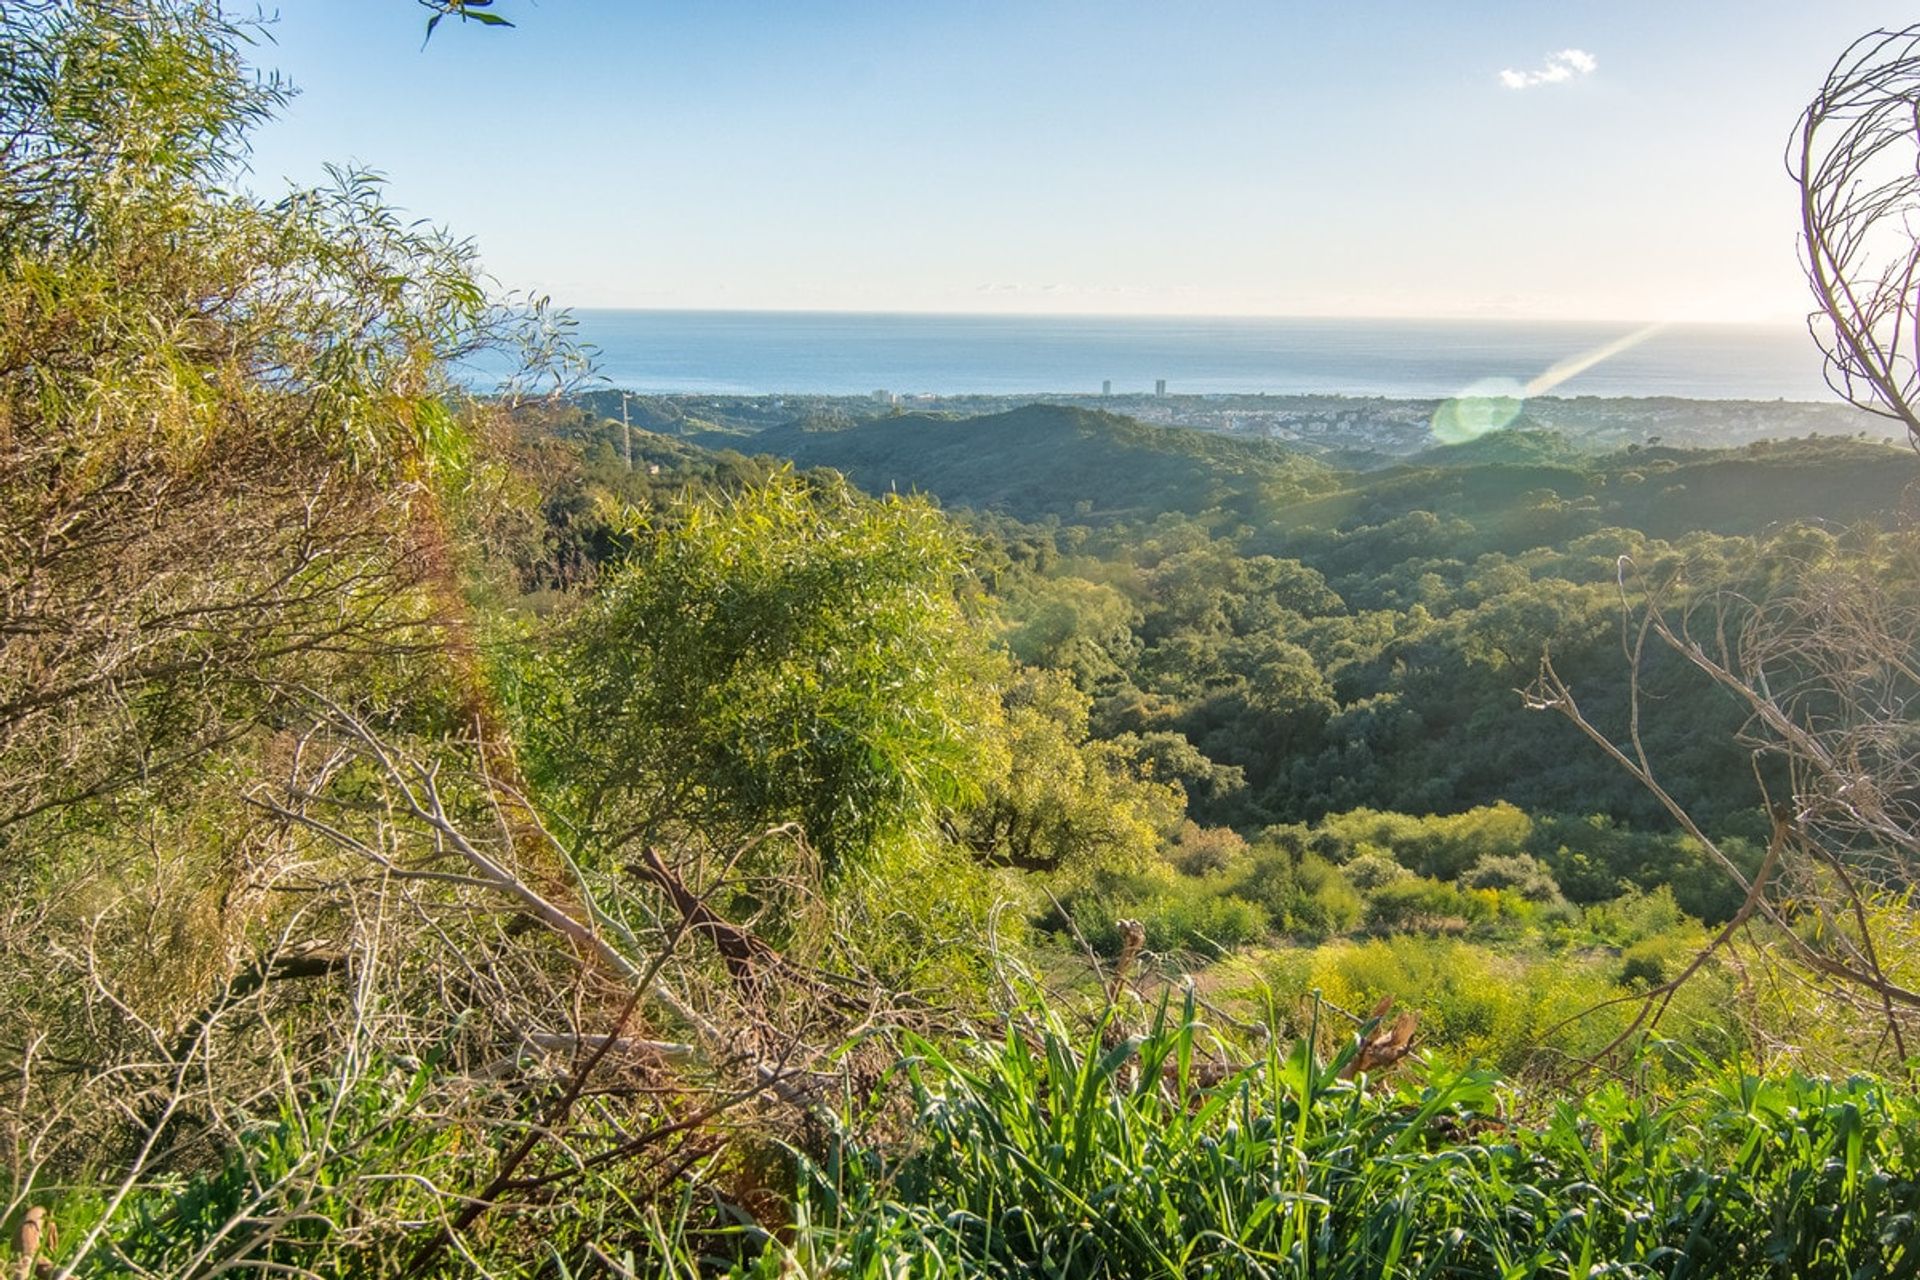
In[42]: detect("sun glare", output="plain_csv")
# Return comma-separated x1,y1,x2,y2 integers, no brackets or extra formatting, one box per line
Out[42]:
1431,322,1670,443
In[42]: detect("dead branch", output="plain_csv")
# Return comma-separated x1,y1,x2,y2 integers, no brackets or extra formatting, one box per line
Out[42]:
1791,24,1920,441
1527,545,1920,1072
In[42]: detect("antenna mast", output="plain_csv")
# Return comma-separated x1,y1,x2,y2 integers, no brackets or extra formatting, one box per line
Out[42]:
621,392,633,470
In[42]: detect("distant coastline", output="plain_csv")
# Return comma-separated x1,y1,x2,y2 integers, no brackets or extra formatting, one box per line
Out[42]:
554,310,1829,402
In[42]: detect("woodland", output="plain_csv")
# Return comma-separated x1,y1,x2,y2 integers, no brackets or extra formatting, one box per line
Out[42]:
7,4,1920,1277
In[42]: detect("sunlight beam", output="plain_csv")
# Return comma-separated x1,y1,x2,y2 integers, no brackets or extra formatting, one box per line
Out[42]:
1523,322,1670,398
1433,322,1672,443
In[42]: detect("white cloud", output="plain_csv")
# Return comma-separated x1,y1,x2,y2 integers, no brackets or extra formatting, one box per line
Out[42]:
1499,48,1597,90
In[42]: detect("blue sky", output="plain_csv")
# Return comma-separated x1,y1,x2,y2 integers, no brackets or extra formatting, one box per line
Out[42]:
244,1,1918,321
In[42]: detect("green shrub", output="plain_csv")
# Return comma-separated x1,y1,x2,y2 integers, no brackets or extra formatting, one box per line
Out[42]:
1618,925,1711,991
1583,883,1689,945
1219,845,1361,940
1167,820,1248,875
1063,867,1271,955
517,470,1001,874
1143,889,1269,953
1462,851,1562,901
1621,946,1668,989
1245,935,1739,1071
1364,876,1485,933
1535,815,1765,923
1343,846,1410,890
1318,802,1534,880
1291,854,1365,937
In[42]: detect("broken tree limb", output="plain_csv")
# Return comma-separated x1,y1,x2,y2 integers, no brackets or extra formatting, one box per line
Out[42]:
629,846,783,996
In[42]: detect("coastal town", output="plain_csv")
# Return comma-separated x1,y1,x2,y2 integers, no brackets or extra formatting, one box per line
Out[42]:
588,388,1895,465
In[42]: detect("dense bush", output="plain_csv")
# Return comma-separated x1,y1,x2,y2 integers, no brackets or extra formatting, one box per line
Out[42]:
1534,816,1765,922
1054,832,1374,954
1343,847,1411,891
1281,853,1368,937
1365,876,1487,933
1463,851,1562,902
1066,868,1271,956
1319,804,1536,880
1243,936,1738,1070
512,470,1002,872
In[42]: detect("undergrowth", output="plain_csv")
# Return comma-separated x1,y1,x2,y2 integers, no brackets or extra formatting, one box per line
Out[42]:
740,998,1920,1279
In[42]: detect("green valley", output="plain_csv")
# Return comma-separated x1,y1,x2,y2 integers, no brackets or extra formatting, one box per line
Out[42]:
8,5,1920,1279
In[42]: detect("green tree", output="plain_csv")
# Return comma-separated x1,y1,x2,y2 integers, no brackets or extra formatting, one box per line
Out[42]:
0,0,536,844
514,470,1001,872
959,668,1182,873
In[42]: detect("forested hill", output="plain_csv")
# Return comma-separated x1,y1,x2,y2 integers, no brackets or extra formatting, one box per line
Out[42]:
1266,433,1920,554
668,401,1919,539
535,399,1920,850
607,404,1919,851
738,403,1333,521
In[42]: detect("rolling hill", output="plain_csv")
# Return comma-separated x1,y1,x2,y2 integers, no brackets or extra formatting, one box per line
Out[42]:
733,403,1333,522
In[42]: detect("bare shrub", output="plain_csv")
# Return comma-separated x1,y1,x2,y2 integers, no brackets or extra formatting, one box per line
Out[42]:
1529,537,1920,1071
1792,24,1920,442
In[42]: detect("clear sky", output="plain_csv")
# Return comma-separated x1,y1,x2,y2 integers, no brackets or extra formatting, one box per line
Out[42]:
242,1,1919,322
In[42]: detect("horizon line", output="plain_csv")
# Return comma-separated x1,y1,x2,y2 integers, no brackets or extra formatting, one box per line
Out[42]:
556,304,1809,329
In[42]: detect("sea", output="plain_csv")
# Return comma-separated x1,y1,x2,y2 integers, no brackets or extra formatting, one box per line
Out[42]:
553,310,1833,402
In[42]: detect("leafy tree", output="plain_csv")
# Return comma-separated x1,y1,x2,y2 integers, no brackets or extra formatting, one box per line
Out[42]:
957,667,1181,873
514,470,1002,872
1001,574,1139,687
1113,729,1250,821
0,0,540,845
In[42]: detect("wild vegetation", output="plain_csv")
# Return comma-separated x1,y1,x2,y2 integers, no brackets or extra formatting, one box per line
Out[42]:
6,4,1920,1277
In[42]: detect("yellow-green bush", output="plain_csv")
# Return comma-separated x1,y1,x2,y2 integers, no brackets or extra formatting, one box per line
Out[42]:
1316,803,1534,880
1240,936,1742,1072
1063,863,1272,955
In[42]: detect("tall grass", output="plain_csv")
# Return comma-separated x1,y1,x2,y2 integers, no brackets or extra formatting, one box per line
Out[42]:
22,999,1918,1276
754,997,1920,1279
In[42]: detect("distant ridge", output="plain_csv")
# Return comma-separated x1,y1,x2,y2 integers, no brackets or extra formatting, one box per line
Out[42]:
1262,434,1920,553
1405,427,1589,469
739,403,1330,521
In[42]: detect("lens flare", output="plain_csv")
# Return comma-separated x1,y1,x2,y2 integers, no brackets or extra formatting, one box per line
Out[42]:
1432,377,1526,444
1430,322,1670,443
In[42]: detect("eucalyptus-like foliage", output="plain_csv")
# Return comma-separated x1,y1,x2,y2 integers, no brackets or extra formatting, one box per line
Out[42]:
958,667,1182,874
0,13,618,1265
514,469,1005,874
0,0,559,841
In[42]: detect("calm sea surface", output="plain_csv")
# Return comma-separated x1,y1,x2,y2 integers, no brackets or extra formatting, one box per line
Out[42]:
559,311,1831,401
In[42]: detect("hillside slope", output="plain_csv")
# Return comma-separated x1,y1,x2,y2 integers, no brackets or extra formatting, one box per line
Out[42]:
1263,436,1920,557
739,403,1331,521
